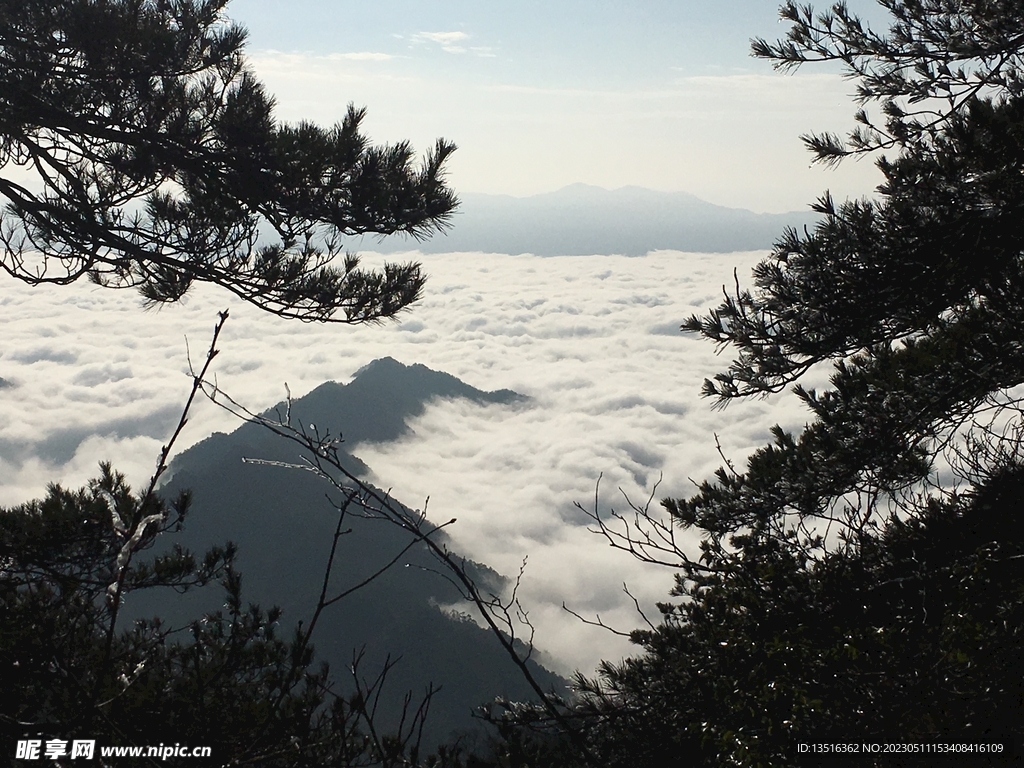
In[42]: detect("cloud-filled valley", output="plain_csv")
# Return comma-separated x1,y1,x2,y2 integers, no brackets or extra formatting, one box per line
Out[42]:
0,249,821,675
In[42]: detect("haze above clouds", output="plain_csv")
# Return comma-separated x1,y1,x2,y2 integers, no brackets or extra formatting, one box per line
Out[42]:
0,250,828,674
368,184,822,255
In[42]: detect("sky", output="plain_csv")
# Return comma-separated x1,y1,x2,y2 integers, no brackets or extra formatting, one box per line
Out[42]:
228,0,886,212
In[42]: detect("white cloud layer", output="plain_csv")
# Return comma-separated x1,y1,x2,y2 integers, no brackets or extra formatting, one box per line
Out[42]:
1,250,819,675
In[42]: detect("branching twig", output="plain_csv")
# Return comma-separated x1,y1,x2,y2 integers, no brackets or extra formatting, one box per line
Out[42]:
94,309,230,709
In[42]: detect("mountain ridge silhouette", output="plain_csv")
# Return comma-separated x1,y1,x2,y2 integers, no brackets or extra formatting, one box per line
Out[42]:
362,183,820,255
132,358,559,751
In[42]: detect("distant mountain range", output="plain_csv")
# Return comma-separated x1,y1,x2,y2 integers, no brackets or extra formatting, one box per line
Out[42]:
133,358,560,751
365,183,820,255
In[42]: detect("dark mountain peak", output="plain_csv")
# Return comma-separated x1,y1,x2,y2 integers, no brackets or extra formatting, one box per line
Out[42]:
352,355,403,377
343,356,523,425
0,376,13,389
167,359,525,484
146,361,559,748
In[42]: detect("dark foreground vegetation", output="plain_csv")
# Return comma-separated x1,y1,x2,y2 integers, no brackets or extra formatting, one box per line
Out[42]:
3,0,1023,765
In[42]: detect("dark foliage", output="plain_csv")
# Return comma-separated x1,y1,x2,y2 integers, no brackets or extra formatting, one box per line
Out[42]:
678,0,1024,560
0,0,458,321
0,466,484,767
573,466,1023,766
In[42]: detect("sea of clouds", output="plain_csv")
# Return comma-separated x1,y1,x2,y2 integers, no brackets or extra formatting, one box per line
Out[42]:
1,249,824,676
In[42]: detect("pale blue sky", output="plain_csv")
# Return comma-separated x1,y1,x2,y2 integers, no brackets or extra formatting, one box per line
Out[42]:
230,1,789,81
227,1,885,212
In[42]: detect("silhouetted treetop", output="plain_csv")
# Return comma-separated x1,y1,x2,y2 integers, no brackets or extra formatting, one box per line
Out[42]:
752,0,1024,162
686,1,1024,413
0,0,458,322
678,0,1024,551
